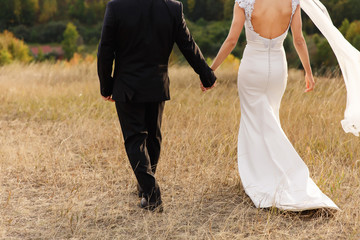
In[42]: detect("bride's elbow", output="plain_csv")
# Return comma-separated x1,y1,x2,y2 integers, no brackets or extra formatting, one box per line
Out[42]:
293,36,306,47
227,41,237,49
226,38,238,49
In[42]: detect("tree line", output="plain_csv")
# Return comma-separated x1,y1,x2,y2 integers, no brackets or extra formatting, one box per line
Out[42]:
1,0,359,31
0,0,107,28
0,0,359,72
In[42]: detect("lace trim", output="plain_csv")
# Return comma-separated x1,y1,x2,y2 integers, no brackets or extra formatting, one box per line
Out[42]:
235,0,255,30
235,0,299,30
292,0,300,15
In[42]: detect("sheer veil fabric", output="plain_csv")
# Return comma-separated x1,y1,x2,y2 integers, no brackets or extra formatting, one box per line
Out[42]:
301,0,360,137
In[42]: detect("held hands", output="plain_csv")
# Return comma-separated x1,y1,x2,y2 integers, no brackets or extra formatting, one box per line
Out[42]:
305,74,315,93
102,96,115,102
200,82,216,92
200,65,217,92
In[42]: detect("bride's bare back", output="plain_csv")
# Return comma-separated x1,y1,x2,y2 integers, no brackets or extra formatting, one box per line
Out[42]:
211,0,315,94
251,0,293,39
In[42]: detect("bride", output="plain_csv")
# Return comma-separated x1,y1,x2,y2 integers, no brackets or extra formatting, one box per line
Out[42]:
208,0,346,211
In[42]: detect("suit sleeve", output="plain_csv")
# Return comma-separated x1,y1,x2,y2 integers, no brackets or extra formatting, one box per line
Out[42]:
97,2,116,97
174,3,216,88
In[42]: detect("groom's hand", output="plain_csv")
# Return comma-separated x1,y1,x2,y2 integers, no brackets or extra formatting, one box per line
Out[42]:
200,82,216,92
102,96,115,102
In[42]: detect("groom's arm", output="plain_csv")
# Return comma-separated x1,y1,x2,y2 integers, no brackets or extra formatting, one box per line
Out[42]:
174,3,216,88
97,2,116,97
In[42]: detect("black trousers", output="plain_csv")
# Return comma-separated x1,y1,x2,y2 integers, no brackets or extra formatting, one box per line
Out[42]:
115,101,165,203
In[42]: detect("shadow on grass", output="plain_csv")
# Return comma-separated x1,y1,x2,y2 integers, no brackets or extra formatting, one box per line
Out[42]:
263,207,337,221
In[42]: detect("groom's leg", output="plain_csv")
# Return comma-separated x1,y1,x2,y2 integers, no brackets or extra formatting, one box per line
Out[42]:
145,102,165,174
115,101,161,204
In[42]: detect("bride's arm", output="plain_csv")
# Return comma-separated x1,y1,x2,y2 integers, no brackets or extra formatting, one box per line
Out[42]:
291,6,315,92
210,4,245,71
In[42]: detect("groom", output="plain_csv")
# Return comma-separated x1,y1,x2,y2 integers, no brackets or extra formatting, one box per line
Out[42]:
97,0,216,211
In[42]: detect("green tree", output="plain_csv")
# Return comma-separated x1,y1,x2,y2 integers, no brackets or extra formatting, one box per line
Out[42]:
0,0,15,29
84,3,97,25
55,0,70,19
339,18,350,36
0,30,32,65
0,49,12,65
348,0,360,23
345,21,360,43
314,38,337,70
36,47,45,62
39,0,58,23
188,0,196,13
352,34,360,51
69,0,86,22
13,0,22,23
61,22,79,60
92,1,107,21
21,0,39,25
223,0,234,20
205,0,224,20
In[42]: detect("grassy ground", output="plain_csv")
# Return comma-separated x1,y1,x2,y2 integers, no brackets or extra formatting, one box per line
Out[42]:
0,62,359,239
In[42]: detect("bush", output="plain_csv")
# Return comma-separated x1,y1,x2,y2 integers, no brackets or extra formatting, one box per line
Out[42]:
339,19,350,36
76,22,102,45
10,21,98,45
62,22,80,60
8,40,32,63
219,54,240,71
36,48,45,62
314,38,337,73
10,24,31,41
186,19,242,57
10,21,68,43
352,34,360,51
31,21,67,43
345,21,360,43
0,49,12,66
0,30,33,65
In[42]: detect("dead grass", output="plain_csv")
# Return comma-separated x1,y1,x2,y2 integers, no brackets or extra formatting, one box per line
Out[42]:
0,62,359,239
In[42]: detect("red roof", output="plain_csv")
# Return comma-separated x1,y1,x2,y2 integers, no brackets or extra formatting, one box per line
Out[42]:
31,45,64,56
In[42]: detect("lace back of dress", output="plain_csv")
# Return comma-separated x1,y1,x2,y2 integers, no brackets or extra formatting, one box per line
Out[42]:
235,0,300,32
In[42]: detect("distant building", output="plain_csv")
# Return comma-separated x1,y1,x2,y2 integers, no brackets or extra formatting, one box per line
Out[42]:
30,45,65,60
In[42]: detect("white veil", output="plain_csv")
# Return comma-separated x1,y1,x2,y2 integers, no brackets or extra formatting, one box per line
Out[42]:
300,0,360,136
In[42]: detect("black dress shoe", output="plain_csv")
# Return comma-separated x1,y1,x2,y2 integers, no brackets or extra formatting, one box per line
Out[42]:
139,197,163,212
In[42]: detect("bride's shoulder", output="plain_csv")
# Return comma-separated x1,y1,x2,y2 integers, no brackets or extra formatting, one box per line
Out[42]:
235,0,299,9
235,0,255,9
235,0,300,14
293,0,300,5
235,0,254,20
292,0,300,13
292,0,300,7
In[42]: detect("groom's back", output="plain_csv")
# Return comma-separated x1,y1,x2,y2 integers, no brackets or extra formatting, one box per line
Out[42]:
101,0,181,101
98,0,215,102
109,0,179,70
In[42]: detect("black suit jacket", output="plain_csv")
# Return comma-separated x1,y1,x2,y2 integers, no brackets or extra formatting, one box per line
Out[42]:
97,0,216,102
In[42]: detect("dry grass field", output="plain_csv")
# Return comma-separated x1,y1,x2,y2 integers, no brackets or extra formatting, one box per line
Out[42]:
0,62,359,239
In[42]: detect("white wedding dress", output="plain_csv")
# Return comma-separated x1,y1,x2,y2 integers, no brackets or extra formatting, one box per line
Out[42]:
235,0,339,211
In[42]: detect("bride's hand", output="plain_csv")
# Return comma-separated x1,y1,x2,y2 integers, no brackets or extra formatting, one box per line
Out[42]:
102,96,115,102
200,82,216,92
305,74,315,92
